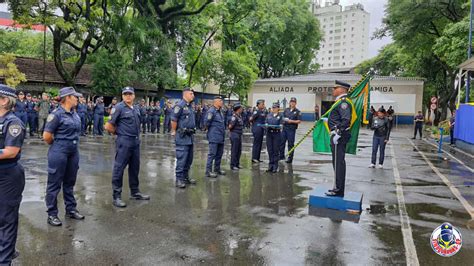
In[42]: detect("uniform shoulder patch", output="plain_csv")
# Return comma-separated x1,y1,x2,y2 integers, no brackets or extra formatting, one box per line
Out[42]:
174,106,181,114
47,114,55,122
207,112,213,120
253,111,257,115
341,102,349,110
231,116,236,121
8,123,22,137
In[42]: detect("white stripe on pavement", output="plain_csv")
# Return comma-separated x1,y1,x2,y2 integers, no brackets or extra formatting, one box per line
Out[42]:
390,144,420,266
408,139,474,219
422,139,474,173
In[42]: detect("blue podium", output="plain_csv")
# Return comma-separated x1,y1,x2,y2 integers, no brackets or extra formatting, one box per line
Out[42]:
308,185,363,213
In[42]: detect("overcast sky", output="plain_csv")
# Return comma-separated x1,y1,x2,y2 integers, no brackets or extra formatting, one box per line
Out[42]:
339,0,392,58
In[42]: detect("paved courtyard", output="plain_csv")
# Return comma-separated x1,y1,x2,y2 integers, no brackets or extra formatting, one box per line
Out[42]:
14,122,474,265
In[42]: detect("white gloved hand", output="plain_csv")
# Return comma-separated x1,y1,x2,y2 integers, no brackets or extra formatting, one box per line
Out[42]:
284,117,290,122
332,132,341,145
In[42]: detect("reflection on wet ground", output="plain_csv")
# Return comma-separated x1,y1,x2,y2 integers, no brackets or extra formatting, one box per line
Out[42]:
14,124,474,264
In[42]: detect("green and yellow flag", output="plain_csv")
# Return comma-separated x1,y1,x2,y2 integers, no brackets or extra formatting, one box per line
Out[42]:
313,74,371,155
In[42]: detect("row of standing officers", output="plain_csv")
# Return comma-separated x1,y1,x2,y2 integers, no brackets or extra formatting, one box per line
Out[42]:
0,80,351,264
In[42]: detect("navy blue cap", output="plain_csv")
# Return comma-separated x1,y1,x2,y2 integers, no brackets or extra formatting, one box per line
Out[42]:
256,99,265,105
183,87,194,92
214,95,223,100
233,102,242,111
335,80,350,90
272,102,280,108
122,86,135,94
0,84,17,98
59,87,82,98
290,97,297,102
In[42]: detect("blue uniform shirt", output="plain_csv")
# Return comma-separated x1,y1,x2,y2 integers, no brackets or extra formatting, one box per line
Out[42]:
15,100,27,113
26,101,36,113
251,108,268,128
0,112,25,164
229,113,244,135
44,106,81,141
283,107,301,130
266,112,283,129
171,99,196,145
77,103,87,115
94,103,105,115
205,106,225,143
328,95,352,132
108,102,141,138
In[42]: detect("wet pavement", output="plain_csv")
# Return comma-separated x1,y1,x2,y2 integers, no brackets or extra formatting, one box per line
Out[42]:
14,123,474,265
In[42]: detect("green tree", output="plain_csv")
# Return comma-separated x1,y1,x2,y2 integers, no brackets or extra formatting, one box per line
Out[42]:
10,0,128,86
217,46,258,101
373,0,468,123
0,53,27,88
223,0,321,78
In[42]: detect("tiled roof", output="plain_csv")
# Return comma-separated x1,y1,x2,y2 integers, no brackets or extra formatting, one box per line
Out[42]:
254,72,425,83
0,56,92,86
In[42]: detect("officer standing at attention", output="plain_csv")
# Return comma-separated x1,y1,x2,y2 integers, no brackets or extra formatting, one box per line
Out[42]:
229,102,244,170
43,87,85,226
163,100,172,134
171,88,197,188
265,102,283,173
38,92,50,137
412,111,424,140
26,93,37,136
93,97,104,136
279,97,301,164
204,96,226,178
325,80,352,197
105,87,150,208
250,99,267,163
138,99,147,134
77,96,88,136
149,101,159,134
0,85,26,264
13,91,27,127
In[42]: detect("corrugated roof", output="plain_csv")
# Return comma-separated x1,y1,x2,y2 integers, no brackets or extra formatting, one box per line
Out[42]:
254,72,425,83
0,11,11,19
0,56,92,85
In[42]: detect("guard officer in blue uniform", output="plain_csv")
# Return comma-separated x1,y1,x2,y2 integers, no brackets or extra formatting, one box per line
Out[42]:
149,101,160,133
13,91,27,127
163,100,172,133
204,96,226,178
250,99,267,163
105,87,150,208
77,96,88,136
265,102,283,173
0,85,26,264
229,102,244,170
138,99,147,134
171,88,197,188
26,93,37,136
325,80,353,197
279,97,301,163
43,87,85,226
93,96,104,135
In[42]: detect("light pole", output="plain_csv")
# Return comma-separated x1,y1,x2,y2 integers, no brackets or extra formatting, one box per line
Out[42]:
467,0,474,102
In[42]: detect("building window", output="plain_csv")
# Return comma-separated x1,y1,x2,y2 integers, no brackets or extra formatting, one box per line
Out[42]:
324,18,326,22
321,64,324,67
328,63,331,67
342,56,345,59
342,62,346,66
351,27,354,31
328,57,331,60
323,25,326,29
352,13,355,17
329,30,333,34
328,51,332,54
343,28,346,32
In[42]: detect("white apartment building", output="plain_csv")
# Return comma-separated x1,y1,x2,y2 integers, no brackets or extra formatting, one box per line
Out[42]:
311,1,370,72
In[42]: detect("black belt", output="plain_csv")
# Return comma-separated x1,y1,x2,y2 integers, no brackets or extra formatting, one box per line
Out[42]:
54,139,78,144
117,135,139,139
268,129,281,133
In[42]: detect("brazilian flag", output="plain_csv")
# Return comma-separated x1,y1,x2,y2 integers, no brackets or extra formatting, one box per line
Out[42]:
312,74,372,155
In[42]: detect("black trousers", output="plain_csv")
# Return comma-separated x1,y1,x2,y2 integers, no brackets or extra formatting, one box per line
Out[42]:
230,132,242,168
0,164,25,265
414,124,422,138
330,134,349,193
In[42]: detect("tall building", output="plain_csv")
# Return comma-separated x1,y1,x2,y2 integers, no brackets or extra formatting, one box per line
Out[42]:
310,0,370,73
